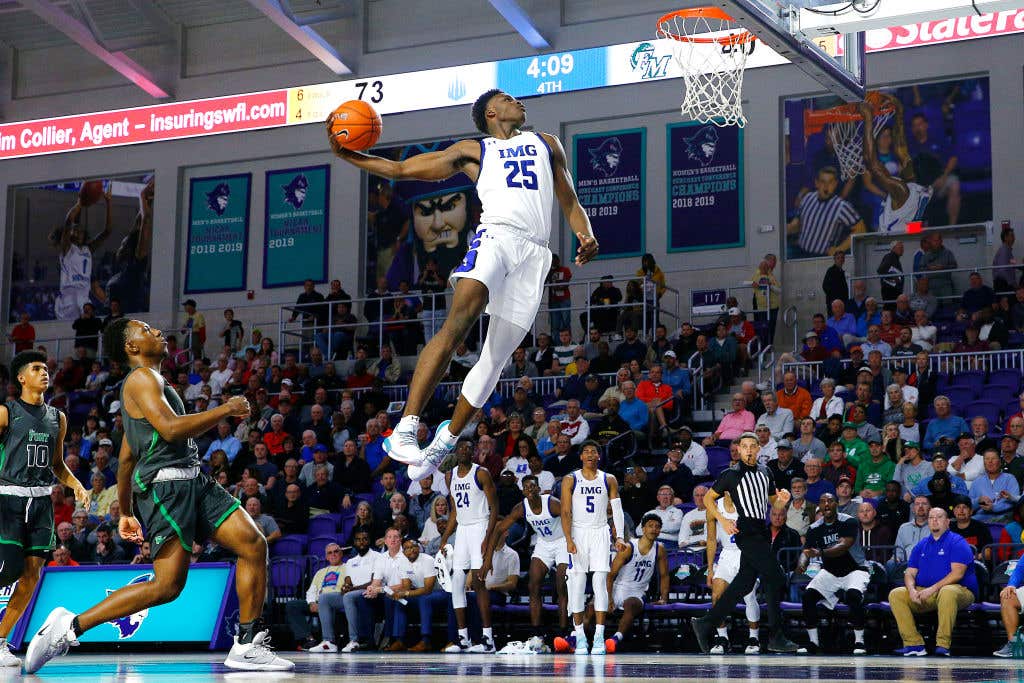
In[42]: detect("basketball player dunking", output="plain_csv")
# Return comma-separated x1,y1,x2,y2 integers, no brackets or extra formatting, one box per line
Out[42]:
327,90,599,477
25,320,292,673
49,188,113,321
558,441,627,655
860,93,932,233
0,352,90,668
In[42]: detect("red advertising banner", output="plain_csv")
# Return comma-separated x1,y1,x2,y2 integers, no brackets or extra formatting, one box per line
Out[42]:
0,89,287,160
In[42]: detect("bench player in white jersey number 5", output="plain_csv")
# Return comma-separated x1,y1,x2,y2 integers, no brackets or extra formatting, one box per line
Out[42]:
328,90,599,478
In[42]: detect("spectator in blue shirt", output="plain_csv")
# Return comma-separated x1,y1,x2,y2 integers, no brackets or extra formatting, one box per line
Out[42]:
618,381,649,433
661,351,692,399
969,450,1021,523
959,271,994,319
810,314,843,354
922,396,968,453
888,507,977,656
612,326,647,365
826,299,858,346
910,453,969,498
204,419,242,463
994,548,1024,656
803,457,837,504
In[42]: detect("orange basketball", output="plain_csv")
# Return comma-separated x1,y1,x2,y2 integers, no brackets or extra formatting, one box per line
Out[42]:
329,100,382,151
79,180,104,206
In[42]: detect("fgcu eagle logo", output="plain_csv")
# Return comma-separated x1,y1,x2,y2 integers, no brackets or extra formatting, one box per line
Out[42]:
684,125,720,167
630,42,671,80
107,573,154,639
587,137,623,178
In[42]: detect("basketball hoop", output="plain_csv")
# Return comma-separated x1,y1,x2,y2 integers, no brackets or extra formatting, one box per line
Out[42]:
657,7,756,128
803,92,897,181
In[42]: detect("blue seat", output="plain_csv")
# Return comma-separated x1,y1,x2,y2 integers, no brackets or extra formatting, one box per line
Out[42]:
307,535,340,560
707,447,732,478
950,371,985,398
989,369,1021,394
942,386,975,411
270,535,306,557
269,558,304,599
307,514,338,538
964,400,1000,427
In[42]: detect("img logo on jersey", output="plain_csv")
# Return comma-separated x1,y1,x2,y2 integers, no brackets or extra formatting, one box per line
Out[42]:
107,573,154,639
629,42,671,80
497,144,538,159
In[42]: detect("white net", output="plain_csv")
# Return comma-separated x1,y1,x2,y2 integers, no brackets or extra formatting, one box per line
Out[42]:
658,11,754,128
826,109,895,181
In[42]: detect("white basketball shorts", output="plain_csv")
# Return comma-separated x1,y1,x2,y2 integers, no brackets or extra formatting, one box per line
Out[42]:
449,225,552,331
453,522,488,571
806,568,871,609
532,537,570,570
569,525,611,574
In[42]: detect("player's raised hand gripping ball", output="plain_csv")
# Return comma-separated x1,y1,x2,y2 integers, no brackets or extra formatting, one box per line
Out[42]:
327,100,382,152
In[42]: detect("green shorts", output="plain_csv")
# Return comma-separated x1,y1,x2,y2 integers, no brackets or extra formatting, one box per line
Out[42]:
0,494,55,556
135,473,240,559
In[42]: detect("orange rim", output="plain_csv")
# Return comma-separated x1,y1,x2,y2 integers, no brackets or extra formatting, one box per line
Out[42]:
656,7,756,45
803,94,897,136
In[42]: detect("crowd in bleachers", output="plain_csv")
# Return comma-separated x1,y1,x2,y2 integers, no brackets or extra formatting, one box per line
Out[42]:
11,243,1024,657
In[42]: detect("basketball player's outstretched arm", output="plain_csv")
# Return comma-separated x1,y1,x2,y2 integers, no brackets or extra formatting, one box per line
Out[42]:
859,99,909,208
49,203,82,254
86,187,114,251
124,368,250,442
51,412,90,507
326,121,480,181
134,179,154,260
540,132,599,265
480,501,524,577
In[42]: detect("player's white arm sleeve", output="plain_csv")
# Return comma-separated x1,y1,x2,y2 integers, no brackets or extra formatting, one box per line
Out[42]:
611,498,625,541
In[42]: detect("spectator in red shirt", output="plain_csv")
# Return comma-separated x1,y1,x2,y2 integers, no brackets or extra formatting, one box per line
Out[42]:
346,360,376,389
877,309,903,346
546,254,572,334
559,399,590,445
47,545,79,567
726,307,757,369
51,485,73,527
263,413,289,456
636,364,674,440
8,312,35,352
54,356,84,391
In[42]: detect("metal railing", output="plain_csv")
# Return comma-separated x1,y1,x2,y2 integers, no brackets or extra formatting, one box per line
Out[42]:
278,273,681,359
781,305,800,353
687,350,704,410
781,348,1024,385
848,263,1018,306
687,283,775,325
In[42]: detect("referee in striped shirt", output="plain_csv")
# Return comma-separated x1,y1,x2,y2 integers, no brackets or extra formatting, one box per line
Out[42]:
692,432,799,653
786,166,866,258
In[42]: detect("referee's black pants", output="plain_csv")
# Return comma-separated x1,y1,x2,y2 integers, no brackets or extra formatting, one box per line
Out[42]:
705,527,785,629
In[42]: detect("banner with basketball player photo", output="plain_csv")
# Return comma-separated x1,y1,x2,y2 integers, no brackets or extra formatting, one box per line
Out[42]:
666,121,744,252
365,138,482,289
571,128,646,260
263,164,330,288
7,173,155,322
783,76,992,260
184,173,251,294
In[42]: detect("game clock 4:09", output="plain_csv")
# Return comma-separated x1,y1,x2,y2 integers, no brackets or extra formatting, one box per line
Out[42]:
497,46,607,97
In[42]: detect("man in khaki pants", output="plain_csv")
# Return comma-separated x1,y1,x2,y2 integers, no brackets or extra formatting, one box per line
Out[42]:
888,507,978,656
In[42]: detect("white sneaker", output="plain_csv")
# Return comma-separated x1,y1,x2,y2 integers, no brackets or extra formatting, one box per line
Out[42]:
468,636,495,653
224,631,294,671
590,639,606,655
23,607,78,674
574,636,589,656
383,416,423,465
307,640,338,653
526,635,548,653
407,420,456,480
444,637,472,653
0,639,21,667
341,640,364,653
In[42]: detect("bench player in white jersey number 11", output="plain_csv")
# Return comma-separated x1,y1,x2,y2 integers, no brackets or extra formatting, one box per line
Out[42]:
327,90,599,478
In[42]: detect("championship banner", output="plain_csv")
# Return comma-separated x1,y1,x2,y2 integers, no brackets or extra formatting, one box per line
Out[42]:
572,128,645,259
667,121,744,252
263,164,330,288
184,173,250,293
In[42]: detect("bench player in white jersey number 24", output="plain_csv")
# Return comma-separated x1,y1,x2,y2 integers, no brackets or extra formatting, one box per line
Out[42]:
328,90,599,478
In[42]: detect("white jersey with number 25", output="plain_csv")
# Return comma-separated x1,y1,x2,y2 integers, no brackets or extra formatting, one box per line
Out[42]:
475,131,555,244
